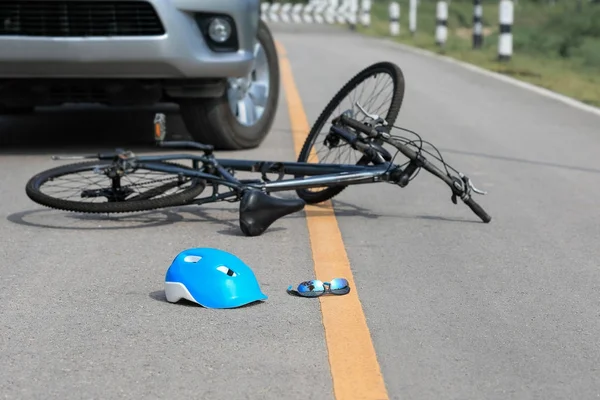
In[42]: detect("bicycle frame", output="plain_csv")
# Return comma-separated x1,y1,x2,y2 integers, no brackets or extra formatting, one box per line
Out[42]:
131,152,396,198
108,111,400,203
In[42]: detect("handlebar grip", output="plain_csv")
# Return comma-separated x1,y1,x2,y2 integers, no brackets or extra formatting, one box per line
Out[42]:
339,115,378,137
463,196,492,223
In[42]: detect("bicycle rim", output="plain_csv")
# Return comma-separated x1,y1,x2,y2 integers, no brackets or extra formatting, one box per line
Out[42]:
295,61,405,204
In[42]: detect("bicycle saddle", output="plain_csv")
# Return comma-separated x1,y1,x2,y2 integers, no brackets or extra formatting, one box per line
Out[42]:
239,189,306,236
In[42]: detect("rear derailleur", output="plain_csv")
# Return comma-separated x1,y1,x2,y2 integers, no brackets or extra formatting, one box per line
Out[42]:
81,150,138,202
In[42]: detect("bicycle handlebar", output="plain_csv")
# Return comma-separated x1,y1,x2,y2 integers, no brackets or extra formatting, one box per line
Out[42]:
335,114,380,138
335,114,492,223
463,196,492,223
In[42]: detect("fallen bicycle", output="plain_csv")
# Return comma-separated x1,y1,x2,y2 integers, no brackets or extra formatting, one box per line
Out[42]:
25,61,491,236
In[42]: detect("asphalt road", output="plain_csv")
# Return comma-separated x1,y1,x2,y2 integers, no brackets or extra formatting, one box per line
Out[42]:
2,23,600,400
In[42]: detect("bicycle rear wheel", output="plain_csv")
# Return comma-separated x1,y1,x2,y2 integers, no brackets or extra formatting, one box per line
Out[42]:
25,160,206,213
295,61,405,204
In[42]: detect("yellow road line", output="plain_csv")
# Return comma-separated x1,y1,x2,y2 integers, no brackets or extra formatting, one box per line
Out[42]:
276,40,390,400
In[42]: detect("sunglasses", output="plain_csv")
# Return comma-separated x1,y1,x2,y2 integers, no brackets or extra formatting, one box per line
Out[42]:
287,278,350,297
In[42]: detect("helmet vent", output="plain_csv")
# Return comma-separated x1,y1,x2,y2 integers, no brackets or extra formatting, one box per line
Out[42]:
216,265,237,277
183,255,202,263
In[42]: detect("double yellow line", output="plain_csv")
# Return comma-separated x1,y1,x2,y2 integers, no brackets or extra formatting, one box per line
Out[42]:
276,41,390,400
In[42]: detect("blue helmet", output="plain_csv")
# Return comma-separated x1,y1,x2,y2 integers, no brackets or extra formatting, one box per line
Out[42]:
164,247,268,309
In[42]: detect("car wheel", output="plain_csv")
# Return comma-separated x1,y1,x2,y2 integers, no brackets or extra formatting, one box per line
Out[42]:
179,20,280,150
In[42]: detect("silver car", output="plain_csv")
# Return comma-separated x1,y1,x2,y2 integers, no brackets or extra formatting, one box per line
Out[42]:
0,0,279,150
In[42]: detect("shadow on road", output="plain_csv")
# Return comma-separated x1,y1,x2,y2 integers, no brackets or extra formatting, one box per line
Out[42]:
148,290,200,307
6,199,479,235
0,104,191,154
148,290,265,308
0,103,295,157
6,208,186,231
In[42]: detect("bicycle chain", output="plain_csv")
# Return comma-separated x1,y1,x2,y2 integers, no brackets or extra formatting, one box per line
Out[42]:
120,175,192,191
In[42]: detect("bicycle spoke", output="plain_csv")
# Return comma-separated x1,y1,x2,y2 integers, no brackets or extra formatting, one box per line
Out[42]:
38,166,196,203
309,72,396,171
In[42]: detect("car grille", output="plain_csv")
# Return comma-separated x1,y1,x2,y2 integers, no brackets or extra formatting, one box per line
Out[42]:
0,1,165,37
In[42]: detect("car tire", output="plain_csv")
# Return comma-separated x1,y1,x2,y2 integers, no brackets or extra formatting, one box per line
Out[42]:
178,20,280,150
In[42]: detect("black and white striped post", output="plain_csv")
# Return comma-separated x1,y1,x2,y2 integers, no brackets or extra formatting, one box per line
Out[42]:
472,0,483,48
335,0,347,24
498,0,514,61
348,0,358,30
409,0,417,36
324,0,336,24
435,1,448,47
361,0,371,28
389,2,400,36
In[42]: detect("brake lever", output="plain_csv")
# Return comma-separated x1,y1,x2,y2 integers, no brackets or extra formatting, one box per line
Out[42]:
355,102,388,127
459,172,487,195
449,173,487,205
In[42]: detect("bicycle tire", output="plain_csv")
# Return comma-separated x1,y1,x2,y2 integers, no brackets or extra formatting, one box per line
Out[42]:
25,160,207,214
295,61,406,204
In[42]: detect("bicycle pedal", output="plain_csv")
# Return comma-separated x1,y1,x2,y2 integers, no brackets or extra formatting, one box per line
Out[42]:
154,113,167,143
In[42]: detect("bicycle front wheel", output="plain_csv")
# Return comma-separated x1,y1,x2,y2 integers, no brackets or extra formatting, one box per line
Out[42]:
296,61,405,204
25,160,206,214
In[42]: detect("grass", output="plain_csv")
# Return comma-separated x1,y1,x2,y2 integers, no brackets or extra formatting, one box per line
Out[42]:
353,0,600,107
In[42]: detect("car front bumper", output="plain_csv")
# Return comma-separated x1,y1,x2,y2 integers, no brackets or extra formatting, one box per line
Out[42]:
0,0,261,79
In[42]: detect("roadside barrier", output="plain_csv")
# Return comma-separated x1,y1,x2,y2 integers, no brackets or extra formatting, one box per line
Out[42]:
361,0,372,27
408,0,417,36
261,0,516,60
473,0,483,48
435,0,448,47
389,2,400,36
498,0,514,60
261,0,370,26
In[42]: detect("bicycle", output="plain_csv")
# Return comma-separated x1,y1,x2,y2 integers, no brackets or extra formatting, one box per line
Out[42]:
25,61,491,237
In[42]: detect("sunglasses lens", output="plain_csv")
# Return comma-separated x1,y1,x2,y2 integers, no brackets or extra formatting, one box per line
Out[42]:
329,278,350,295
297,280,325,297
